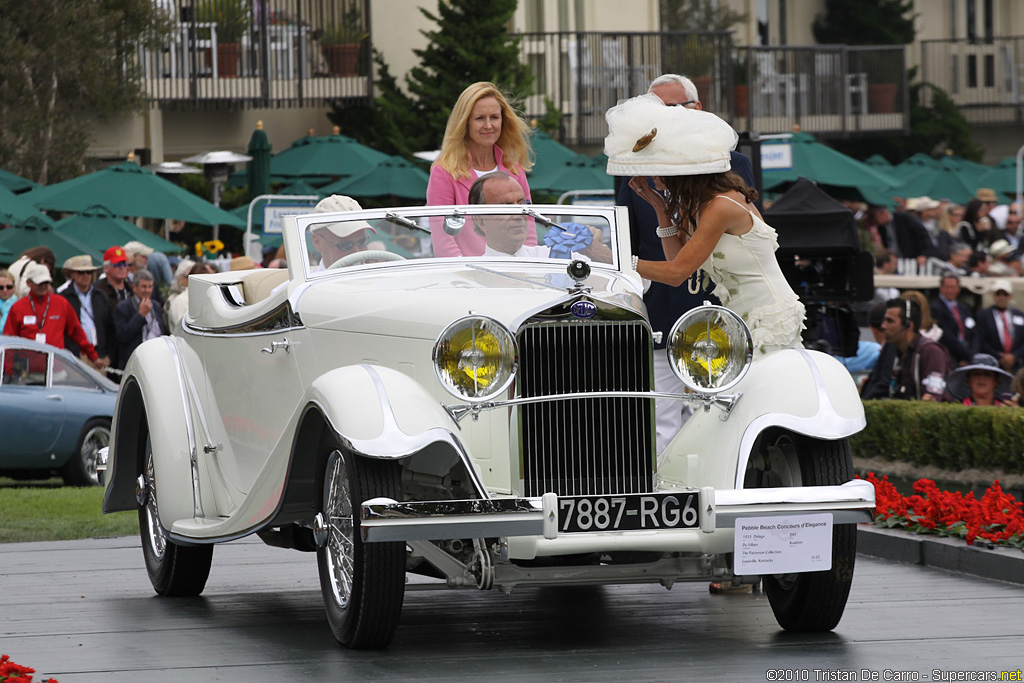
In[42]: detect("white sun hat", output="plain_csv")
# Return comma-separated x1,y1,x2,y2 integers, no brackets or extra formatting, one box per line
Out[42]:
604,94,737,177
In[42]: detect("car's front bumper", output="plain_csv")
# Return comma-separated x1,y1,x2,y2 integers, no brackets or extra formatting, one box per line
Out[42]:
361,479,875,556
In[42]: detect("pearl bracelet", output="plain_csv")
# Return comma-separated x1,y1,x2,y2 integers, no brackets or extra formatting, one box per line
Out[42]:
631,254,639,271
656,225,679,238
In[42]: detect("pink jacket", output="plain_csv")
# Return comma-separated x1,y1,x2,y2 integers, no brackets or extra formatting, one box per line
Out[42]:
426,146,535,257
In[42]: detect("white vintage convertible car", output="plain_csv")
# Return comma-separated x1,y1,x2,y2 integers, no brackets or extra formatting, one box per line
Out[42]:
101,202,874,648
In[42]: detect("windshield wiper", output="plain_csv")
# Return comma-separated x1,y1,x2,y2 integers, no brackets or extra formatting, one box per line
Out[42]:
522,207,563,230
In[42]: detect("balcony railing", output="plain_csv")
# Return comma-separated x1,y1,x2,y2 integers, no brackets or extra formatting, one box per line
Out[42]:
517,31,907,147
137,0,372,109
920,36,1024,126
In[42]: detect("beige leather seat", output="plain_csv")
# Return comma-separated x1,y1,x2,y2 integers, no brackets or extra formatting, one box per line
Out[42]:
241,269,290,305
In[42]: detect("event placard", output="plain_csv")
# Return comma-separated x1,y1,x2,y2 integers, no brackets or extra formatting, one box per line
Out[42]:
733,513,833,574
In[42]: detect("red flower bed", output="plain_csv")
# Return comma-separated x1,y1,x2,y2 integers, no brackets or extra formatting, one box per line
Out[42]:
0,655,58,683
863,473,1024,549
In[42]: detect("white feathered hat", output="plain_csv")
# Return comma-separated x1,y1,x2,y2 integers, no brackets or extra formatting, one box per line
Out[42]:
604,94,738,177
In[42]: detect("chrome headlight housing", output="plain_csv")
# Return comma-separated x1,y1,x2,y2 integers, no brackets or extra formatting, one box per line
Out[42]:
667,305,752,393
433,316,517,402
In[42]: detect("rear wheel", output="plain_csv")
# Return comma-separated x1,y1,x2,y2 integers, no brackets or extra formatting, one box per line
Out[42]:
316,438,405,649
138,427,213,596
62,418,109,486
749,432,856,632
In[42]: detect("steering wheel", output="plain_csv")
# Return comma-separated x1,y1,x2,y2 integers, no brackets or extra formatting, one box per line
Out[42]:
328,250,407,269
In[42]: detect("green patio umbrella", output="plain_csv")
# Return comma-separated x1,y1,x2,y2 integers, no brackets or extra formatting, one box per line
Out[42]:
0,223,102,265
891,153,940,178
528,156,614,195
278,179,325,197
1,184,56,229
0,168,38,194
271,134,391,179
978,157,1018,198
318,156,430,201
864,154,894,170
53,205,182,254
761,132,900,207
887,164,980,205
25,161,245,229
529,129,581,171
0,244,13,262
246,121,272,201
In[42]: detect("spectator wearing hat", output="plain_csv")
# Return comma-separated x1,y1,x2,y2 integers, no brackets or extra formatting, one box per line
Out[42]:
113,268,168,369
974,279,1024,373
230,255,258,271
95,246,132,310
309,195,376,270
944,353,1017,406
2,262,107,370
986,239,1022,278
912,196,952,261
888,199,933,270
58,255,117,369
930,272,977,365
879,296,951,400
7,246,56,298
0,268,18,331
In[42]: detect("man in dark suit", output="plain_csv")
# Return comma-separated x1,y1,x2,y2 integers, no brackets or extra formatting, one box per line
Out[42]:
113,269,168,370
58,255,117,370
620,73,757,456
95,245,132,312
973,279,1024,372
929,272,976,365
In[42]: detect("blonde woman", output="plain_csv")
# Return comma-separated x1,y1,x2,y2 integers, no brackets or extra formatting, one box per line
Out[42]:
427,81,536,256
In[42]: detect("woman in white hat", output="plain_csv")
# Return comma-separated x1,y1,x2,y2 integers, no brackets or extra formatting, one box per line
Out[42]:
605,95,804,356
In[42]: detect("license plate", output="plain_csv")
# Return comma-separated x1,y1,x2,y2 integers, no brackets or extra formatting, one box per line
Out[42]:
557,492,699,533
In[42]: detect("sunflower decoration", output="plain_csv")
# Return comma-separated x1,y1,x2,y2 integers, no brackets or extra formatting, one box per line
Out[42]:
195,239,225,259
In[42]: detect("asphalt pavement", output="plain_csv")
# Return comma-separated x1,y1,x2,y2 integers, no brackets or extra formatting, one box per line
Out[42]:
1,528,1022,682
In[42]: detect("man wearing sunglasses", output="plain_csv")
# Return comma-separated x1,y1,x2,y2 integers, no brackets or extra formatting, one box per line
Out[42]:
309,195,377,270
94,246,133,311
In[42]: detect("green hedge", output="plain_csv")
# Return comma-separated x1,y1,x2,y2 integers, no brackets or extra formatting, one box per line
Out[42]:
851,401,1024,474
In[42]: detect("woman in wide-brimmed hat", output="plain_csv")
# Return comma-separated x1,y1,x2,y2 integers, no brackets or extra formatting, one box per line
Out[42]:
945,353,1017,406
605,94,804,356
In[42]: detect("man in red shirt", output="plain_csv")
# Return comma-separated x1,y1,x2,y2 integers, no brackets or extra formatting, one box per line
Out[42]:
2,262,109,371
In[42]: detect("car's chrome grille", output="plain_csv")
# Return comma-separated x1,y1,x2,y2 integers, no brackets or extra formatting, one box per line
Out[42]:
517,319,654,497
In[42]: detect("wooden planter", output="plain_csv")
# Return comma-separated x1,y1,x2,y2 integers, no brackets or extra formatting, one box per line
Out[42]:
867,83,897,113
733,84,748,118
217,42,242,77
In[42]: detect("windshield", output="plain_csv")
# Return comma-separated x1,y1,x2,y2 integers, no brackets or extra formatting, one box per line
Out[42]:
294,205,618,276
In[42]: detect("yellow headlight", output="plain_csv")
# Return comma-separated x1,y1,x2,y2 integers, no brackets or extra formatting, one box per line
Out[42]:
667,305,752,392
433,316,517,401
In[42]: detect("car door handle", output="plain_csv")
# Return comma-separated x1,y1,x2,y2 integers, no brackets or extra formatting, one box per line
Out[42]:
46,394,64,401
261,338,290,355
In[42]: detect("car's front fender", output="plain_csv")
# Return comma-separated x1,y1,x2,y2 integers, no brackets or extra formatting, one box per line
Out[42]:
658,348,865,490
103,336,201,523
308,364,488,497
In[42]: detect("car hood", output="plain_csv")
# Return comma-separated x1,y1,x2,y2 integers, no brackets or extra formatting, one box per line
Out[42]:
295,263,645,339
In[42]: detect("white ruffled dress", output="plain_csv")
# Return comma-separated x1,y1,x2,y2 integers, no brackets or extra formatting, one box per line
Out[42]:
699,196,806,357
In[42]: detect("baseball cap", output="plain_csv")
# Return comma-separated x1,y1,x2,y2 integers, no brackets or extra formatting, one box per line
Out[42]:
990,278,1013,295
312,194,377,239
23,261,53,284
104,246,128,265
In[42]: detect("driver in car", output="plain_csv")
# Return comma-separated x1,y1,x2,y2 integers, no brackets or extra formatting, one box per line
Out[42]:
310,195,377,270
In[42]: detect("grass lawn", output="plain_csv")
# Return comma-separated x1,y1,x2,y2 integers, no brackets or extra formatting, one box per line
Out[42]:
0,478,138,543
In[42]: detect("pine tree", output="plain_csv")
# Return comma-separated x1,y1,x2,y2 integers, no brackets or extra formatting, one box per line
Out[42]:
812,0,915,45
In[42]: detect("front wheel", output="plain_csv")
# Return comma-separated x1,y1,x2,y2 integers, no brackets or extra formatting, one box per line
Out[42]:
751,433,857,632
317,439,405,649
138,429,213,596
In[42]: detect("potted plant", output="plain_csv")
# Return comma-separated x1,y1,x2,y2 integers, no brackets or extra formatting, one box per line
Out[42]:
195,0,251,77
320,8,368,77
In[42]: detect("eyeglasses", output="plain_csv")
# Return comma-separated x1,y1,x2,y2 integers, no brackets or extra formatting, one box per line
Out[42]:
0,284,13,290
332,236,369,252
109,262,128,268
667,100,698,108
